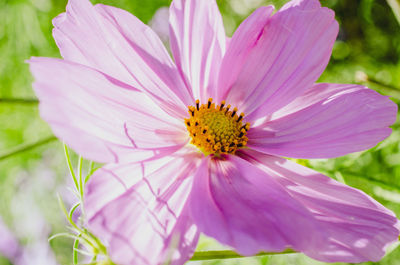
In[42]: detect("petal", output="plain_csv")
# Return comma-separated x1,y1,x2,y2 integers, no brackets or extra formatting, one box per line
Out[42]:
281,0,322,10
219,0,338,121
29,57,187,163
241,149,400,263
169,0,226,102
53,0,192,117
248,83,398,159
216,6,274,102
189,155,327,256
85,152,201,265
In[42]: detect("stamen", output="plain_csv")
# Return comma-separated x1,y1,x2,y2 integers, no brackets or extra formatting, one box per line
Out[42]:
237,113,244,122
241,122,250,131
231,107,238,117
220,100,225,110
185,99,250,155
225,105,231,114
207,98,212,108
238,128,246,138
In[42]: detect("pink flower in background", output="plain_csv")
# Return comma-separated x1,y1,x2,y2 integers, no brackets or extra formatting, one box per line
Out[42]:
150,7,171,46
29,0,399,264
0,217,21,262
0,213,58,265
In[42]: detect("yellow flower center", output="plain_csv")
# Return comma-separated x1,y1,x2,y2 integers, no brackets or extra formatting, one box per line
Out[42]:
185,98,250,155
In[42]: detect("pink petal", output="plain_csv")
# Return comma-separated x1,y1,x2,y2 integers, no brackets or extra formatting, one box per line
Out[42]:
241,149,400,263
218,0,338,121
169,0,226,102
85,152,201,265
29,57,188,163
216,6,274,102
248,83,397,159
281,0,322,10
189,155,327,256
53,0,192,117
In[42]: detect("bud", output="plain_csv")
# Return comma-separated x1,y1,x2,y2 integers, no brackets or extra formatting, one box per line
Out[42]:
355,71,368,82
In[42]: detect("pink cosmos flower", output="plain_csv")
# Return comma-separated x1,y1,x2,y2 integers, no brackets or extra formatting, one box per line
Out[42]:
0,217,20,262
28,0,400,264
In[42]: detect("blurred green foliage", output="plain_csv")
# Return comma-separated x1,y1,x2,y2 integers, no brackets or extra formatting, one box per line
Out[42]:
0,0,400,264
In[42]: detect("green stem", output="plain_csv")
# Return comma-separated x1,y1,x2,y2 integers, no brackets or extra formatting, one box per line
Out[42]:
0,98,39,105
190,249,296,261
78,156,84,200
361,76,400,99
367,77,399,91
73,237,80,265
0,136,57,161
64,145,79,192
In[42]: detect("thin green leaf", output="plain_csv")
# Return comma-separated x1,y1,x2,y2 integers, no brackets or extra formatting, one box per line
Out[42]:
48,232,80,242
190,249,296,261
0,136,57,161
73,247,93,257
89,161,95,172
84,174,92,185
78,155,84,199
0,98,39,105
86,230,108,254
64,145,79,192
69,202,81,221
73,237,80,265
58,196,94,247
66,227,98,250
90,254,98,263
58,194,72,223
67,187,82,200
357,74,400,99
85,162,99,184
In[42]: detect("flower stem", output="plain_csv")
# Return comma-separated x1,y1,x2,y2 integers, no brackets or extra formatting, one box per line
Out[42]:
357,73,400,99
367,77,400,96
0,136,57,161
0,98,39,105
190,249,296,261
64,145,79,192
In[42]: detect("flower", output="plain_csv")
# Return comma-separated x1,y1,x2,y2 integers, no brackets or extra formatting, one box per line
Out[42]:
0,213,58,265
149,7,171,46
0,217,21,262
28,0,399,264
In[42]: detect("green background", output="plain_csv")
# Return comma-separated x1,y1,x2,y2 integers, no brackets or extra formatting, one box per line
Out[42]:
0,0,400,264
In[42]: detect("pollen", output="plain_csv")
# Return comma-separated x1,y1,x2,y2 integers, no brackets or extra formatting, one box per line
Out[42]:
185,98,250,155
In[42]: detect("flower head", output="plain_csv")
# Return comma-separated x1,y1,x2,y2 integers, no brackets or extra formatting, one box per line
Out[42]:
29,0,399,264
185,98,250,155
